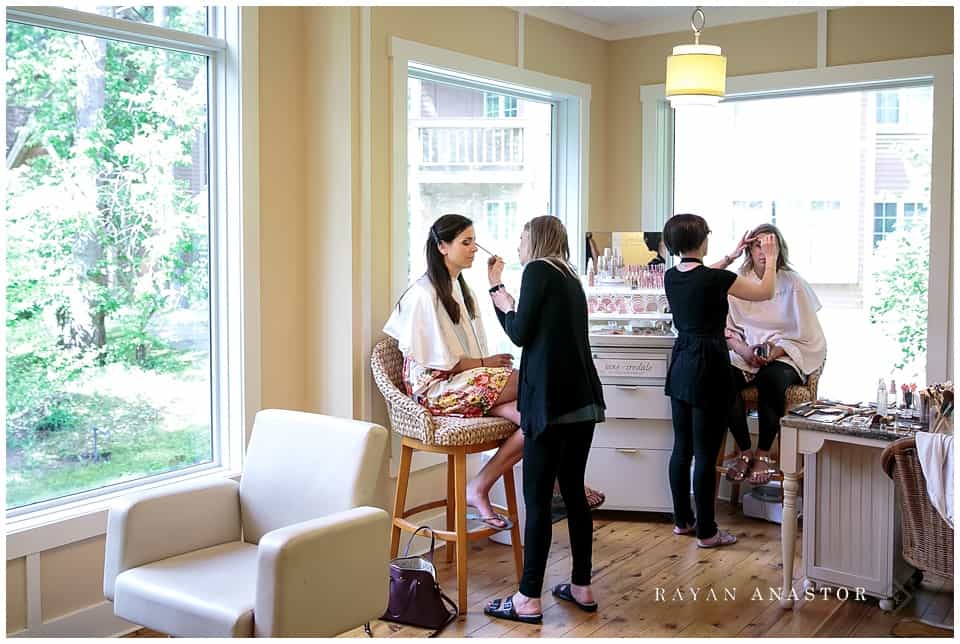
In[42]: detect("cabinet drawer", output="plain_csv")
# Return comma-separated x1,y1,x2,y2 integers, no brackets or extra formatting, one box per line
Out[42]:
585,447,673,512
593,418,674,450
603,385,672,420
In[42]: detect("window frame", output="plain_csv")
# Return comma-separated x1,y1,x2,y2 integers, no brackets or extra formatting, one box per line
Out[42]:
640,54,952,387
5,7,259,531
389,37,590,473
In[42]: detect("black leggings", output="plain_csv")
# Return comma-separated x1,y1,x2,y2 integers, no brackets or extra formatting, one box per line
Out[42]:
728,362,802,452
519,422,595,598
669,398,726,540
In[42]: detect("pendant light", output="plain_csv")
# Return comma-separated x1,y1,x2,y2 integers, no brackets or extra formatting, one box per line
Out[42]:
665,7,727,106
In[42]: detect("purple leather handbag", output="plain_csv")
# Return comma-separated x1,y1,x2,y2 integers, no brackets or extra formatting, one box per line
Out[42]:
381,526,458,633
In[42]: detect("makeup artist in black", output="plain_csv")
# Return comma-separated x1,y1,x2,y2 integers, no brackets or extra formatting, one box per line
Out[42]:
661,214,779,548
483,215,605,624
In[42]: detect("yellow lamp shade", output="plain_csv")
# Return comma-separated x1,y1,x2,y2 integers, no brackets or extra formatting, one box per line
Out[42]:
665,44,726,105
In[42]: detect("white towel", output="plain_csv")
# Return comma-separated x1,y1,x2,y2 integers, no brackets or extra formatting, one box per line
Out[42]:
915,432,954,529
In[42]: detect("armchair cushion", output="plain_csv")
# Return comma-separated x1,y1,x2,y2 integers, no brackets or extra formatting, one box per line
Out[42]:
239,410,388,544
103,478,241,600
113,541,257,637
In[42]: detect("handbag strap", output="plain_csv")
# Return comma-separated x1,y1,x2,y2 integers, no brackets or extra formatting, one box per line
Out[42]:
402,525,437,564
437,590,459,631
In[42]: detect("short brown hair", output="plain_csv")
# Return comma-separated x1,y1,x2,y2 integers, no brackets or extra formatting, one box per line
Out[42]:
662,213,710,256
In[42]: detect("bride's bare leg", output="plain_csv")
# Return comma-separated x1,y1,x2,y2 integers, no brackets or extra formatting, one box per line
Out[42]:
466,371,521,523
465,428,522,524
466,370,607,518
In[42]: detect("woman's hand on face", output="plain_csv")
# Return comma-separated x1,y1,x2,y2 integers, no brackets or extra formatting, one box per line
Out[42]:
759,233,779,261
491,289,515,313
487,256,505,286
483,353,514,368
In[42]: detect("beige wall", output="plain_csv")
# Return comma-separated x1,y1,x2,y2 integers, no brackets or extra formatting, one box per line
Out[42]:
604,7,953,232
7,558,26,634
828,6,953,66
259,7,308,412
303,7,358,417
523,16,610,231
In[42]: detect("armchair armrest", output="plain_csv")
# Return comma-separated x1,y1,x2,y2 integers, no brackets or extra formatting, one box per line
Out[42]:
104,478,241,600
254,506,390,637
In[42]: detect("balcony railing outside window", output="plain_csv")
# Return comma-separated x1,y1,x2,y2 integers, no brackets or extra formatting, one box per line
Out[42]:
418,125,524,168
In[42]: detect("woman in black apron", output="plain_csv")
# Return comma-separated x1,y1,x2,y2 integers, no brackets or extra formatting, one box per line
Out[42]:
662,214,779,548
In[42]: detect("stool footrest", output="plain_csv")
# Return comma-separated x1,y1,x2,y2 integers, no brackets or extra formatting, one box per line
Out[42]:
393,517,506,542
401,500,448,517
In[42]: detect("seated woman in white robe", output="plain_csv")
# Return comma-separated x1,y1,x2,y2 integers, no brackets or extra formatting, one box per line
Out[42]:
723,224,827,485
384,214,603,529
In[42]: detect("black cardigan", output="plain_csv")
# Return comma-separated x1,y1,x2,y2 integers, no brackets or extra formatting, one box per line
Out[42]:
495,260,605,439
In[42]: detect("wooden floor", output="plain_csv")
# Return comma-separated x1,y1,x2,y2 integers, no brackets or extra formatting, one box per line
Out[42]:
131,505,954,638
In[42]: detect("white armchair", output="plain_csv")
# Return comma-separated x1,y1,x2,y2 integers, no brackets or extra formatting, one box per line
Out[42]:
103,409,390,637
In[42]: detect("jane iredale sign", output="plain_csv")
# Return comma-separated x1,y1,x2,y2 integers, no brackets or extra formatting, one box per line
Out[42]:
593,357,667,379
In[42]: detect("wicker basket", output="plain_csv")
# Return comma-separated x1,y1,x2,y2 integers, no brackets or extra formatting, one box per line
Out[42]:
880,437,954,580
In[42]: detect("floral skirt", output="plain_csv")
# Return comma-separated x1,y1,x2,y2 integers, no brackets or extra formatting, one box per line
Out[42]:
403,357,512,417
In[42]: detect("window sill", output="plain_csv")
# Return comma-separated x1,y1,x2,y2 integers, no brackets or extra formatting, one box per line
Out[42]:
6,466,242,559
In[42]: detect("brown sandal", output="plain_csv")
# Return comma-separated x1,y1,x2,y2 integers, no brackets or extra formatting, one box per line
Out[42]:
748,456,779,485
724,453,752,482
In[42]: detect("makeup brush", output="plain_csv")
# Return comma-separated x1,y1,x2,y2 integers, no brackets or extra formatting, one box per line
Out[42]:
475,242,497,257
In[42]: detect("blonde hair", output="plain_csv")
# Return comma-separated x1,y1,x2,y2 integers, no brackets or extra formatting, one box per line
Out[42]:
741,223,793,275
524,215,578,279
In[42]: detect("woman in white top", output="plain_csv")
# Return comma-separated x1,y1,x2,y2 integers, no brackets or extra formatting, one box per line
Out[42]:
723,223,827,485
384,214,603,529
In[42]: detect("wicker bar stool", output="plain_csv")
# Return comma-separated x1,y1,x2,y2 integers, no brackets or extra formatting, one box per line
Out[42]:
714,358,825,510
370,338,523,612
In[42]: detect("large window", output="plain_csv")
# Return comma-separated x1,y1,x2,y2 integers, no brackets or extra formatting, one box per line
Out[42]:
404,60,583,357
5,7,247,514
672,84,936,402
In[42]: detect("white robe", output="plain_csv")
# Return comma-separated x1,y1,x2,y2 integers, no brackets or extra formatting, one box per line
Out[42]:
726,270,827,381
382,274,488,372
915,432,954,529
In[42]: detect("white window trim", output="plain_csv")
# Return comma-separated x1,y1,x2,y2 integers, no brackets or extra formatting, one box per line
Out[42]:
640,54,952,386
389,37,590,473
5,7,260,549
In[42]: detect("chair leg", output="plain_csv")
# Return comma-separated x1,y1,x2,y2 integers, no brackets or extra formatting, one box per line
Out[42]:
501,463,524,583
445,454,455,563
454,450,469,614
390,442,413,558
714,431,728,508
730,482,742,509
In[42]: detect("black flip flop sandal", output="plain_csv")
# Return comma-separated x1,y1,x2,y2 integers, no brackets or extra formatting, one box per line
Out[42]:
551,583,598,613
483,596,543,624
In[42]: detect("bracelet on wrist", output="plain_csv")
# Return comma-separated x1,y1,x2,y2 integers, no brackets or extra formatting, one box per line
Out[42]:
489,283,504,294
